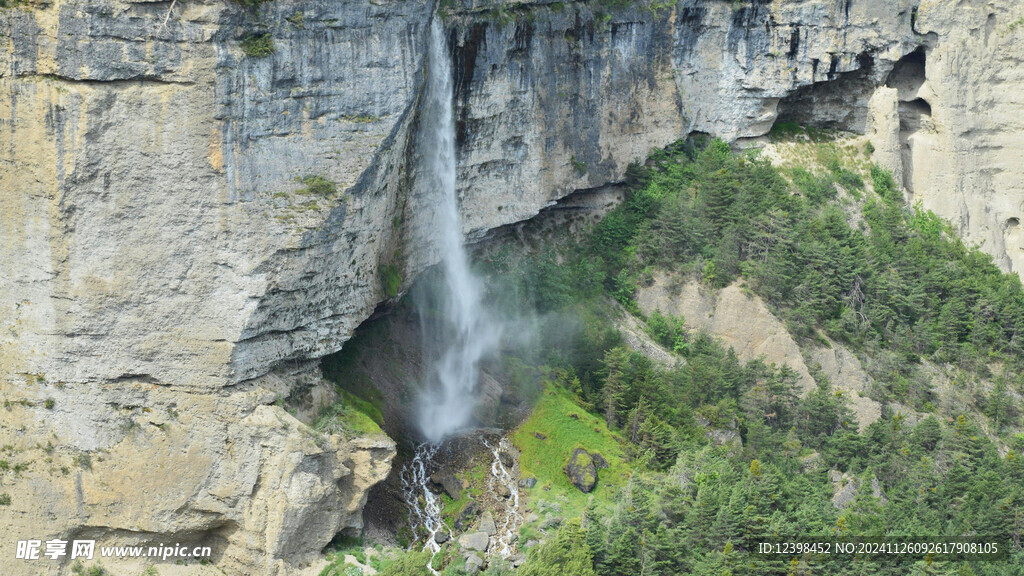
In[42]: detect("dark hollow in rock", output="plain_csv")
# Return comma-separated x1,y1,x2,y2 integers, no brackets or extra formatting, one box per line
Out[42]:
564,447,599,493
430,472,463,501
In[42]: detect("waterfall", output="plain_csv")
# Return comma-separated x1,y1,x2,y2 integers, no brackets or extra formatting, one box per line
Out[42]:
416,19,501,443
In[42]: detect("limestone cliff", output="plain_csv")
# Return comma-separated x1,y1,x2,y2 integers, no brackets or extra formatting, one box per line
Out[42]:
1,0,1022,574
868,1,1024,273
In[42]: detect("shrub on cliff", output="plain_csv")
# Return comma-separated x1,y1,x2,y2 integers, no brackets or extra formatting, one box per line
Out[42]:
229,0,273,7
241,33,275,58
297,174,338,196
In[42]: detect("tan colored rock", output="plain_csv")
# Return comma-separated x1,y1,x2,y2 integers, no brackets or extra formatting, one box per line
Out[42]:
806,339,881,430
0,372,395,576
867,86,904,181
844,390,883,432
614,308,680,369
808,340,872,394
885,1,1024,273
637,276,816,393
637,276,881,429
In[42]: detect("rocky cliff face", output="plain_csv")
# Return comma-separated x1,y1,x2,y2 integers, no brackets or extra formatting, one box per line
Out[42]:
869,0,1024,273
1,0,1022,574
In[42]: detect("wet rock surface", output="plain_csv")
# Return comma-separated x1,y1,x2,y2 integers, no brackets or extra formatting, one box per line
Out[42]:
455,501,481,532
431,472,464,501
499,451,514,468
478,511,497,536
395,431,523,565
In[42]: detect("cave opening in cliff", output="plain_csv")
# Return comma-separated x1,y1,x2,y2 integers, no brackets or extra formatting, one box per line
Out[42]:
884,47,933,194
773,52,877,134
886,46,927,98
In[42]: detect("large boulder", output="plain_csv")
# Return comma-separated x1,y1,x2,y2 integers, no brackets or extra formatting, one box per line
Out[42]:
458,531,490,553
498,451,514,468
454,500,480,531
430,472,463,501
478,511,497,536
564,448,599,493
466,552,485,574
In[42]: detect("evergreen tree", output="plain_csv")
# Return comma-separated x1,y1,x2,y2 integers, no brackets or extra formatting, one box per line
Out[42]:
518,521,597,576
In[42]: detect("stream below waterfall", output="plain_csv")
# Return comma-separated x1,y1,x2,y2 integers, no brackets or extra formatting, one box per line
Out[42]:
400,443,450,561
400,432,524,571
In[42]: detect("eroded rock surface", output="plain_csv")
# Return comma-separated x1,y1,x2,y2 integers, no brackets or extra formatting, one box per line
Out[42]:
871,1,1024,274
637,277,817,392
0,373,395,576
636,276,881,430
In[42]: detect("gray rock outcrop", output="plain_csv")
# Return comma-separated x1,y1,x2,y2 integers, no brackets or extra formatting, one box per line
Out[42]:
564,447,598,493
458,531,490,553
477,510,497,536
431,472,464,501
465,552,486,574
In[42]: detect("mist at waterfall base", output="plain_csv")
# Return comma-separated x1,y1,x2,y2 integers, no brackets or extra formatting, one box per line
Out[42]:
413,20,503,444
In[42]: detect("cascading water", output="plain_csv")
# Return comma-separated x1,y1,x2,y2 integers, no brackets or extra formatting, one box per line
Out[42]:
416,18,501,442
402,433,524,566
483,437,524,557
400,443,450,572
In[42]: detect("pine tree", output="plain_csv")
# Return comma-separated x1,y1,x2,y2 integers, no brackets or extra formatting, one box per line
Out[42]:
601,347,632,429
519,521,597,576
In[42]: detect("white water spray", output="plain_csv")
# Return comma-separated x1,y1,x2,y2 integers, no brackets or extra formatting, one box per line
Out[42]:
416,19,501,442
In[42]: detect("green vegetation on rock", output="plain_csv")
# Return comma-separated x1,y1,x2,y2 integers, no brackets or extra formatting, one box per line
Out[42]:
314,390,383,437
296,175,339,197
240,33,275,58
381,263,403,298
229,0,273,8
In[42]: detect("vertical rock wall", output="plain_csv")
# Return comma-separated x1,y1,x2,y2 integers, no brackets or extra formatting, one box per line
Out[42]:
873,0,1024,273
